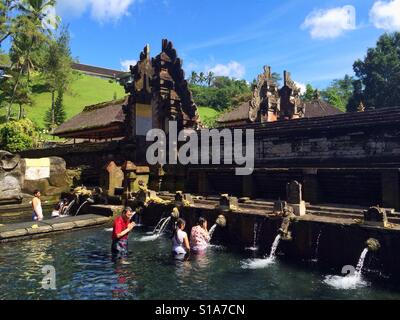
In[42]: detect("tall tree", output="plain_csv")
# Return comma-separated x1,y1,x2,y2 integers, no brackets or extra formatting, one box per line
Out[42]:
6,0,58,121
352,32,400,109
42,26,73,129
44,89,66,128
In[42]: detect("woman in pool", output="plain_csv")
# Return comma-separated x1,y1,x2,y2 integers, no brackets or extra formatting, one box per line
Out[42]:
172,218,190,258
190,217,211,252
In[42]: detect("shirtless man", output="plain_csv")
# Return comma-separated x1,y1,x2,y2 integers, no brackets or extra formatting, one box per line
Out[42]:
32,190,44,221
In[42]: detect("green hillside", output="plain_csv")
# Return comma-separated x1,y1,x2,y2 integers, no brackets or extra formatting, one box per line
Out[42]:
1,73,126,128
1,72,219,129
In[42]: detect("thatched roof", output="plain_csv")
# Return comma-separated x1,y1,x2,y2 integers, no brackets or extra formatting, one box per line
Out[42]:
53,97,128,139
217,98,343,125
302,99,343,118
217,101,251,124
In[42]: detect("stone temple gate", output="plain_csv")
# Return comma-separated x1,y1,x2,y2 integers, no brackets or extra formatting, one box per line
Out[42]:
120,39,202,139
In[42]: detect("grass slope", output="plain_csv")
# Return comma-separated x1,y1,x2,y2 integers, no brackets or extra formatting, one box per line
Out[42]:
24,73,125,128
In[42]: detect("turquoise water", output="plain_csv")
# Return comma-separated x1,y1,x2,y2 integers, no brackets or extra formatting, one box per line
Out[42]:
0,226,399,300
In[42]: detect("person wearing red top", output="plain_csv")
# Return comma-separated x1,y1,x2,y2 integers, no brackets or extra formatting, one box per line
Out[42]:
111,207,135,259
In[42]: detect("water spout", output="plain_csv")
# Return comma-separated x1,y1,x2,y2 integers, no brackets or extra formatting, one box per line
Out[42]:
63,199,76,216
209,224,217,239
324,248,369,289
312,230,322,262
246,220,261,251
265,234,281,262
242,234,281,269
74,198,95,216
158,216,172,235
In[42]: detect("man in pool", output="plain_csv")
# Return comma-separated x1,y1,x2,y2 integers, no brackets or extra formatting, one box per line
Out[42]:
31,190,44,221
111,207,136,259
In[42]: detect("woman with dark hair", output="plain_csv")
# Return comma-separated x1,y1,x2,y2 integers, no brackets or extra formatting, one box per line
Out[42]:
172,218,190,257
190,217,210,252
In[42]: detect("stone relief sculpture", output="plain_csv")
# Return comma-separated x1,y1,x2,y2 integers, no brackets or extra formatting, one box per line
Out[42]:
279,71,303,120
0,151,23,204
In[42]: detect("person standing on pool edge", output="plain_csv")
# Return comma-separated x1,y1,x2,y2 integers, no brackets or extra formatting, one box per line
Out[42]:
112,207,136,259
31,190,44,221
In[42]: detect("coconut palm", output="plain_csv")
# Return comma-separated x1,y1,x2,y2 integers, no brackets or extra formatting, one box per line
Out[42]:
190,71,198,84
206,71,215,87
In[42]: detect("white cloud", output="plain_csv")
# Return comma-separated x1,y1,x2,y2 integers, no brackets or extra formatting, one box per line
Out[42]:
120,59,137,71
370,0,400,31
207,61,246,79
294,81,306,95
301,5,356,39
56,0,137,22
42,6,58,30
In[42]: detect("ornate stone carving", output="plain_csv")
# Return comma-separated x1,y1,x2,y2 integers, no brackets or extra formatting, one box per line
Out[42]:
152,39,201,131
249,66,280,123
279,71,303,120
0,151,23,204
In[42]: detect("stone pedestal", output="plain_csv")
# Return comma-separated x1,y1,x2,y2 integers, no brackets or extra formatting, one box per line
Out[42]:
291,201,306,216
219,194,239,211
287,180,307,216
103,161,124,196
364,206,388,227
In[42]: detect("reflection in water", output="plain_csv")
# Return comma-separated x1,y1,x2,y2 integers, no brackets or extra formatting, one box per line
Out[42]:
0,227,400,300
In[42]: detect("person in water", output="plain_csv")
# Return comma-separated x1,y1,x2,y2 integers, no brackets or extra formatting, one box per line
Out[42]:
111,207,136,259
172,218,190,257
190,217,211,252
31,190,44,221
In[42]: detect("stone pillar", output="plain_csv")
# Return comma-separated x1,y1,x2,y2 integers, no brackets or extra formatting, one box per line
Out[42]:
242,175,254,198
287,180,306,216
103,161,124,196
382,170,400,210
303,169,320,204
198,171,209,195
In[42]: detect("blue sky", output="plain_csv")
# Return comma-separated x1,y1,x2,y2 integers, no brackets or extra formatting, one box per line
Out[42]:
40,0,400,89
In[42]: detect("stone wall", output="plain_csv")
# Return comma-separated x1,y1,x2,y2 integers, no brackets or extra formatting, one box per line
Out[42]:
140,203,400,284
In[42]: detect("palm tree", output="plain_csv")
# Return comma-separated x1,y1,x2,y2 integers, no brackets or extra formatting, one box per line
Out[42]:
206,71,215,87
6,0,57,121
190,71,198,84
198,72,205,86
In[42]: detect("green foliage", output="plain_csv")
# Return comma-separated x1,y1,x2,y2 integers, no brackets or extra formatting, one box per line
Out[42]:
320,75,354,112
0,118,39,152
351,32,400,110
190,76,251,111
44,90,66,129
0,51,10,65
197,106,220,128
302,84,315,102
